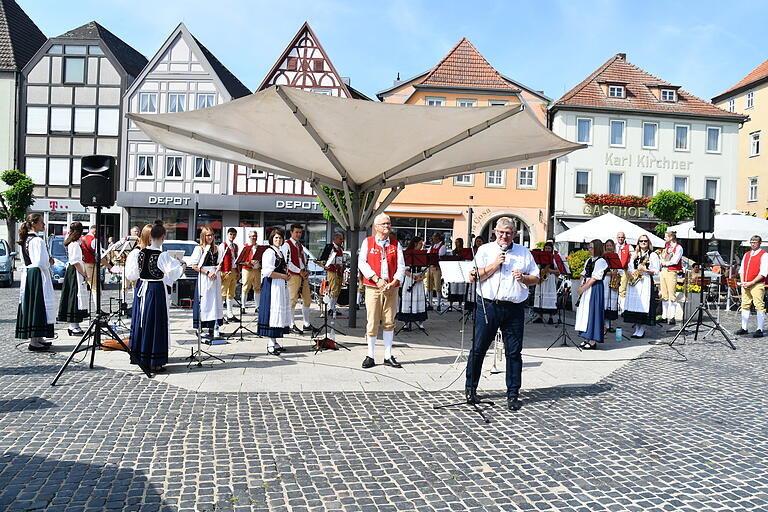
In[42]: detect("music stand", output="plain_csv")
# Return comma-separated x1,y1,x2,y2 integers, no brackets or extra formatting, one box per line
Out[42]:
529,250,554,324
227,245,266,341
547,252,581,351
602,252,628,339
396,249,429,335
439,255,463,313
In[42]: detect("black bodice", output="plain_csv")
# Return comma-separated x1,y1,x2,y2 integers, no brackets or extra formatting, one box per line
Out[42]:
200,247,217,267
270,247,287,274
21,234,35,266
138,248,164,280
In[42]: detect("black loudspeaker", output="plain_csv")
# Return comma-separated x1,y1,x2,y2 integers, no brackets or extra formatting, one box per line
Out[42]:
694,198,715,233
80,155,116,207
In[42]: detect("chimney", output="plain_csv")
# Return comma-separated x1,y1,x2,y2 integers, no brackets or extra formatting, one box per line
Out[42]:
617,53,627,60
393,72,402,86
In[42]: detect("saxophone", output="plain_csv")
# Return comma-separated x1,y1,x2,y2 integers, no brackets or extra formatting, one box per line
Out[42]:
540,264,550,281
628,252,649,286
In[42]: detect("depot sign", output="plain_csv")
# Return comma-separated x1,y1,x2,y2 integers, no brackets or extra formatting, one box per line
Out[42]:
148,195,192,206
275,200,319,210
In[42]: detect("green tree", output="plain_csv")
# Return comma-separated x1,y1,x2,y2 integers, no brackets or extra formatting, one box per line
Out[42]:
317,186,375,223
647,190,695,236
566,249,590,279
0,170,35,248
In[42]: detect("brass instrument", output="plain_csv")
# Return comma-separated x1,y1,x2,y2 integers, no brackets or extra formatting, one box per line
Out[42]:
628,252,649,286
609,270,621,289
540,265,550,281
660,246,672,267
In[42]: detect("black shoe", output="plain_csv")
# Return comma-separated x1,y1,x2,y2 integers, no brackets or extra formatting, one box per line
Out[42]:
67,328,84,336
532,318,544,324
267,346,281,355
28,345,49,352
507,398,522,411
465,389,479,404
547,318,554,325
669,319,676,326
228,316,240,323
753,329,764,338
660,318,668,324
383,356,402,368
734,328,748,335
39,340,52,346
290,325,304,335
303,324,316,332
362,356,375,369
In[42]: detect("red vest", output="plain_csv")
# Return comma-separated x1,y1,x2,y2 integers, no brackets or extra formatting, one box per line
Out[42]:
327,244,343,274
664,243,683,271
428,241,444,267
220,242,238,272
81,234,96,263
743,249,766,282
287,238,306,275
618,243,631,268
239,243,257,268
363,236,400,287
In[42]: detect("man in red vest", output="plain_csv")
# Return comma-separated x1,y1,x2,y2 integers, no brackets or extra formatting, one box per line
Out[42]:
616,232,633,303
358,213,406,369
218,227,240,322
281,224,314,334
736,235,767,337
426,232,447,311
80,224,98,303
238,230,261,313
659,230,684,325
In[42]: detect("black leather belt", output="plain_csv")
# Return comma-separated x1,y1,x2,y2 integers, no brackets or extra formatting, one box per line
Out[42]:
483,297,519,306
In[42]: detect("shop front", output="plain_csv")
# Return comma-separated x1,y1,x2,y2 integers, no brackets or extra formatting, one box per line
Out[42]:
30,198,121,240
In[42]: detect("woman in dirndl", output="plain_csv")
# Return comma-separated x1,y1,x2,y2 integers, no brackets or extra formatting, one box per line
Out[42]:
125,224,152,347
533,241,560,324
15,214,55,351
258,229,292,354
574,239,607,349
397,237,428,331
622,235,660,339
191,225,224,340
602,239,620,332
57,221,89,335
128,222,186,372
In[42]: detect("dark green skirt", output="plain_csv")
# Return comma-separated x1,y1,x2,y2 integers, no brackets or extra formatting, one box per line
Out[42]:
57,265,88,323
16,267,54,339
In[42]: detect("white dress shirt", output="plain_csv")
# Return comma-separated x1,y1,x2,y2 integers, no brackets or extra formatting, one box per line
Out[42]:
358,236,406,283
475,242,539,303
281,238,307,274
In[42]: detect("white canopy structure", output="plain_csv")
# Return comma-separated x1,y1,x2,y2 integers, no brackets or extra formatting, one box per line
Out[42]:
669,211,768,241
128,85,584,325
555,213,664,247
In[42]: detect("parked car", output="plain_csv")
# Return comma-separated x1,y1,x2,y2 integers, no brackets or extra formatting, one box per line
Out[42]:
0,239,16,287
48,236,68,288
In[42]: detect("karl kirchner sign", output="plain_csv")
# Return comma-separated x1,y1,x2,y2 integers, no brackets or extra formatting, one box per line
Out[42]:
605,152,693,171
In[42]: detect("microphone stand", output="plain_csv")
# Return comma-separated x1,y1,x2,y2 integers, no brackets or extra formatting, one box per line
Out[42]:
433,239,495,424
187,252,224,368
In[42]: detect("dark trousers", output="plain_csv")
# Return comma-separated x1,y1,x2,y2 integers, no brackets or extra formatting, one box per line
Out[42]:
465,298,524,399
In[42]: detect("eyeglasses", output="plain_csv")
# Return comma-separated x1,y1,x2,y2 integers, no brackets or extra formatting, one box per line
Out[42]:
639,240,649,243
495,230,514,237
376,222,391,226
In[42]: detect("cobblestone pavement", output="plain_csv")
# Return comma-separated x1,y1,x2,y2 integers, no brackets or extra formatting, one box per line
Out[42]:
1,282,766,511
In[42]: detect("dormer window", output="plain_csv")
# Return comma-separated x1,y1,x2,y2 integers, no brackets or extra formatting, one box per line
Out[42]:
661,89,677,102
608,85,625,98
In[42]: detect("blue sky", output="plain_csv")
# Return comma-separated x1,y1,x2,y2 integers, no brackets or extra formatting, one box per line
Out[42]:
18,0,768,101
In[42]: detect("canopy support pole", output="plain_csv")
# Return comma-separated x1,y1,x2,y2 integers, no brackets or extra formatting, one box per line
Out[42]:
363,185,404,228
346,186,365,328
313,183,349,231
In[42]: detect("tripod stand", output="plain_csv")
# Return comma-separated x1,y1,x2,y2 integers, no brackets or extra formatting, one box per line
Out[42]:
313,291,350,353
668,231,736,350
226,296,259,342
187,256,225,367
52,207,151,385
548,275,581,350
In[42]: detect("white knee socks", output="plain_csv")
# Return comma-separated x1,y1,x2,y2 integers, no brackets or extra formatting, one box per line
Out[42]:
742,310,750,330
668,301,676,320
636,325,645,337
226,298,234,317
367,336,376,358
254,292,260,308
758,311,765,331
383,330,394,360
268,337,276,349
302,306,311,327
662,301,669,319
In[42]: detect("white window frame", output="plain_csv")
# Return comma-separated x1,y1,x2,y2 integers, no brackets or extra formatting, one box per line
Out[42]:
248,168,267,178
456,98,476,107
576,117,592,145
706,126,722,154
608,171,623,195
137,155,154,178
673,176,688,194
660,89,677,102
167,93,186,113
485,169,506,188
97,108,120,136
453,174,474,186
608,85,625,98
74,107,96,133
727,99,735,112
642,122,658,149
750,131,761,157
311,88,332,96
748,177,759,203
25,157,46,184
674,124,690,152
63,57,85,84
194,157,212,180
26,107,48,134
425,96,445,107
746,91,754,109
165,156,183,179
488,99,507,106
609,119,625,147
50,107,72,133
48,158,70,186
641,174,656,197
139,93,157,113
575,169,590,196
516,166,536,189
705,177,720,204
196,93,215,110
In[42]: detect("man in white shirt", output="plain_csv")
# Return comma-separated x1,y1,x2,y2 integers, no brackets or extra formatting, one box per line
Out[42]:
358,213,406,369
426,232,447,311
465,217,539,412
736,235,767,338
281,224,314,334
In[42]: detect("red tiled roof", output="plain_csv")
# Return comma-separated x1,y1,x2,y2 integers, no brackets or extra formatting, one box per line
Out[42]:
554,53,742,119
420,38,513,89
714,58,768,100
